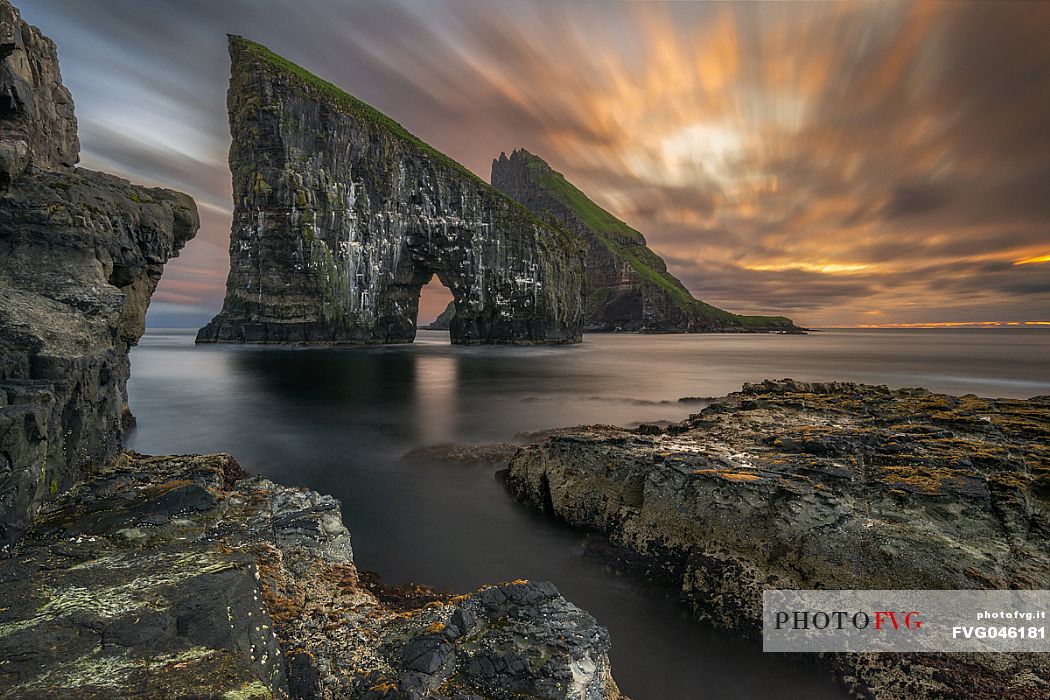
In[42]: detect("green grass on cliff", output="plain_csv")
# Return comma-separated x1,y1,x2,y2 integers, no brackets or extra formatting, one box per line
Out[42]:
233,36,479,182
231,37,583,255
519,149,793,329
522,152,645,244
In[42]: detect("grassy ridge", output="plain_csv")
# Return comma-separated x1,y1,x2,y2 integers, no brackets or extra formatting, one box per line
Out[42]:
519,151,792,328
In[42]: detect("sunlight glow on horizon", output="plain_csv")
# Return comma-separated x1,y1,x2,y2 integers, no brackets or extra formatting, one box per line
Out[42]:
20,0,1049,329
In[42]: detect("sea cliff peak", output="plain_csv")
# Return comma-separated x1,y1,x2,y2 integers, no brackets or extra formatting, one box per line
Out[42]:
493,148,800,333
199,38,585,345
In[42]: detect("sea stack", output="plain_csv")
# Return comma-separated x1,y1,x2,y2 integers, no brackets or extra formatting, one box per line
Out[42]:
198,37,584,345
492,149,799,333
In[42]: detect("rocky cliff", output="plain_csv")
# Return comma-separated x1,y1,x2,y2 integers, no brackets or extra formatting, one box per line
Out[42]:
198,38,584,346
426,301,457,331
506,380,1050,697
492,150,798,333
0,0,199,545
0,0,77,188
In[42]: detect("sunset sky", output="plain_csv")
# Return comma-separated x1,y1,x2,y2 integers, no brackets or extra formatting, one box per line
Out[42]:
19,0,1050,328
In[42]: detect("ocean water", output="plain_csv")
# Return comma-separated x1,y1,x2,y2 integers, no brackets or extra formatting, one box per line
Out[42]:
126,328,1050,699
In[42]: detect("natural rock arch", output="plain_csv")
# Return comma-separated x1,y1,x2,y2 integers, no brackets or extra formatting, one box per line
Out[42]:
197,37,583,345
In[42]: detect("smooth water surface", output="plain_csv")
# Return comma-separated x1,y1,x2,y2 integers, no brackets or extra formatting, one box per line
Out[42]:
127,328,1050,699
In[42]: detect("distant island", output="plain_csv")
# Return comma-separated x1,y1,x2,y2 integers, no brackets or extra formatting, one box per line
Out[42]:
428,149,801,334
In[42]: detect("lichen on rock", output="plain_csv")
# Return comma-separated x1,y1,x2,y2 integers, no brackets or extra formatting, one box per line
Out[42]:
506,379,1050,698
0,452,623,700
198,37,584,346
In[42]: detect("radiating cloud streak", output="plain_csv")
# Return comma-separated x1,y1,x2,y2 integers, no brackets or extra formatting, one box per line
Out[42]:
19,0,1050,327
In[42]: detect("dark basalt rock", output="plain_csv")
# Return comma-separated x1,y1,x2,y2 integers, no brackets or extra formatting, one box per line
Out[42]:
506,379,1050,698
198,37,584,346
0,0,77,187
0,452,622,699
492,149,800,333
0,0,199,546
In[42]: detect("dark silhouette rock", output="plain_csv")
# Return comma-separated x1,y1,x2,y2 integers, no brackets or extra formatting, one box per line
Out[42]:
198,37,584,346
426,300,457,330
492,149,800,333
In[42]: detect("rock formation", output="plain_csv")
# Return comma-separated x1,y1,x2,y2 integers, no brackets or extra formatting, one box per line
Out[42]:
426,300,457,331
1,452,621,699
0,8,623,697
0,0,198,545
506,379,1050,698
0,0,77,188
492,150,799,333
198,38,584,345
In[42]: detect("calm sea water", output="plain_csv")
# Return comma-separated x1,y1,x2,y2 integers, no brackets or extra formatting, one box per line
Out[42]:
126,328,1049,699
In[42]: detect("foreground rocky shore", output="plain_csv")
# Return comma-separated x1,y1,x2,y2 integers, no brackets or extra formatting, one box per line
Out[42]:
0,452,619,699
507,379,1050,698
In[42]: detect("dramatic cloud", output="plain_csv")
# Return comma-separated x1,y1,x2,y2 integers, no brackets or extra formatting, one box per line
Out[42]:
19,0,1050,326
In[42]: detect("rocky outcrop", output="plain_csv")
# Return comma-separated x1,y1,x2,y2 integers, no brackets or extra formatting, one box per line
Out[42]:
506,379,1050,697
198,38,584,346
0,0,199,545
0,0,77,188
492,150,798,333
0,451,621,699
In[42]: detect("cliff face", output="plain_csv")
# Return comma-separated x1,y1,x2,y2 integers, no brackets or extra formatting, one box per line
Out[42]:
0,0,199,545
0,0,78,188
198,37,584,346
492,150,798,333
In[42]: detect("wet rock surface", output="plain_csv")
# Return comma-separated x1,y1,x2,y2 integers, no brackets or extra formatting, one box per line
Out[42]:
507,379,1050,698
0,0,198,545
492,150,798,334
0,452,621,700
199,37,584,346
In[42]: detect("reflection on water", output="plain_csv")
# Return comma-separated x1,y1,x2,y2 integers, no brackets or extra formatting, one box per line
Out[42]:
126,328,1050,699
415,354,458,445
